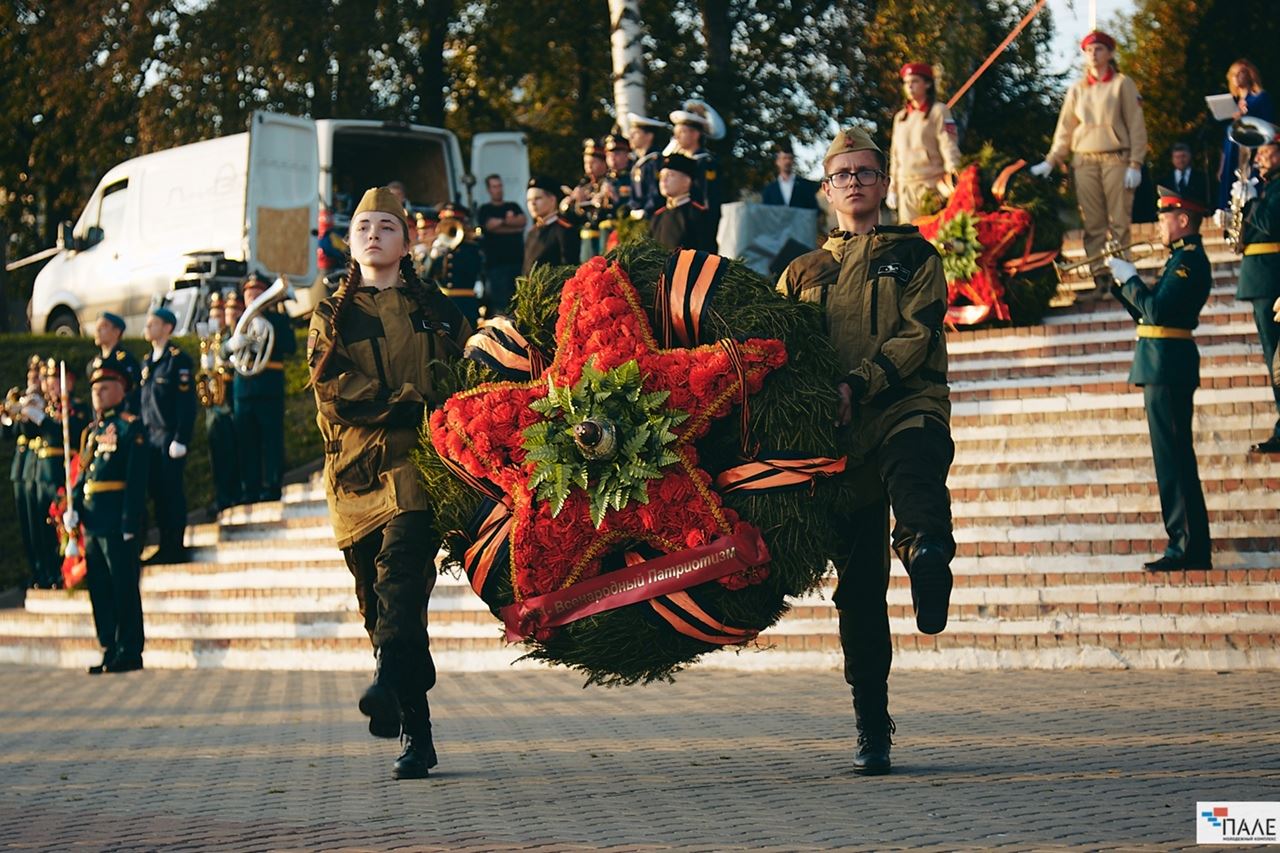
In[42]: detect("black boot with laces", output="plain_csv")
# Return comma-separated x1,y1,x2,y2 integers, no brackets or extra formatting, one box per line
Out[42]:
393,694,438,780
852,685,895,776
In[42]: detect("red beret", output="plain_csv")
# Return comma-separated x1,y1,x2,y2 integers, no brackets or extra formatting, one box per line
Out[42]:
1080,30,1116,51
900,62,933,81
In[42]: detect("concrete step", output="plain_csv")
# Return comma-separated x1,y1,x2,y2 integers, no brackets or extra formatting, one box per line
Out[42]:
950,364,1273,403
948,342,1265,382
951,387,1276,424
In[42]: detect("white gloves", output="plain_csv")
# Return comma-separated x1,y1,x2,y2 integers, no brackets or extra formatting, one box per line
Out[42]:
123,533,134,542
22,405,45,425
227,333,248,352
1272,295,1280,323
885,191,898,210
63,509,79,532
1029,161,1053,178
1232,178,1258,205
1106,257,1138,283
168,441,187,459
1123,167,1143,190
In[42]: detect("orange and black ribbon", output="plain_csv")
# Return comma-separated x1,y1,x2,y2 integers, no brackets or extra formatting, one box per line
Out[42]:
650,589,758,646
463,497,512,600
463,316,548,380
714,452,848,494
654,249,728,348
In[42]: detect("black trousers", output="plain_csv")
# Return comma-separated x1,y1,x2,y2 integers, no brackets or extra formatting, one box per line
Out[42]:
880,418,956,567
205,408,241,510
1143,384,1211,562
146,448,188,535
84,532,144,659
234,396,285,502
14,480,36,585
34,482,64,586
1251,298,1280,438
343,511,439,692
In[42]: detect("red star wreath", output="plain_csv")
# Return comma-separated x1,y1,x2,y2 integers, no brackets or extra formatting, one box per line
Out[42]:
430,257,787,602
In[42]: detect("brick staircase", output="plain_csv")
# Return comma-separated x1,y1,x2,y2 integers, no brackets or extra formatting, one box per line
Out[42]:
2,229,1277,672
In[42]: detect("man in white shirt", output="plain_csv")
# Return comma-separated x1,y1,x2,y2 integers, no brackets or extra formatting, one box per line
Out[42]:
1158,142,1210,211
761,140,819,209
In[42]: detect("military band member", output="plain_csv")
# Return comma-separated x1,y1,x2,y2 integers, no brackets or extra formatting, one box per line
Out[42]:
308,187,472,779
200,290,240,511
1107,187,1213,570
232,274,295,503
778,127,955,776
3,355,45,587
650,154,716,252
1030,30,1148,295
66,363,149,674
32,360,90,589
603,128,633,247
626,112,670,220
1235,135,1280,453
139,307,196,564
889,62,962,223
669,104,721,236
523,177,580,276
434,202,484,324
562,138,613,261
89,312,141,412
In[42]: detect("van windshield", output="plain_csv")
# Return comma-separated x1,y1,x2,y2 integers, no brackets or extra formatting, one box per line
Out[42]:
330,129,452,218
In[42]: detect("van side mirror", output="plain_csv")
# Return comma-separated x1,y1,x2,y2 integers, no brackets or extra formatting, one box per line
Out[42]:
84,226,104,249
57,221,75,251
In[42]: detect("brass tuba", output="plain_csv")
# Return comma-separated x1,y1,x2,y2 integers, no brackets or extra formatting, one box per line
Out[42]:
1226,115,1279,253
228,276,295,377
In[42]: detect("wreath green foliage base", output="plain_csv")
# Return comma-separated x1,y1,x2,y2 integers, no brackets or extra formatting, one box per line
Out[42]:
415,240,872,686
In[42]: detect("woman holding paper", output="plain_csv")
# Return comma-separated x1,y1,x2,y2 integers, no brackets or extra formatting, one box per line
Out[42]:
1216,60,1273,213
1029,30,1148,296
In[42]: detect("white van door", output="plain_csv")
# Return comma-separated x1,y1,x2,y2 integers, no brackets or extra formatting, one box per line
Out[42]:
244,111,319,289
470,132,530,217
77,177,137,326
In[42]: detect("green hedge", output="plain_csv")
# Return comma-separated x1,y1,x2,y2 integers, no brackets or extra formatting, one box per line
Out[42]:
0,329,322,589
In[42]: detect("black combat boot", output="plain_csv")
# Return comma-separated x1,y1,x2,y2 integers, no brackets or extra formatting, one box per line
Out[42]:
852,684,894,776
359,647,402,739
907,535,953,635
393,694,438,780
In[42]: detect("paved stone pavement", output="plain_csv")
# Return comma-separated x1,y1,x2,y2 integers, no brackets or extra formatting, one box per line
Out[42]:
0,666,1276,851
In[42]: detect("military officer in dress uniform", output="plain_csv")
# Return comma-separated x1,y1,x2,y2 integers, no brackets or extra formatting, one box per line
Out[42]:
232,275,295,504
669,104,722,236
650,154,716,252
523,176,581,276
89,312,141,413
1235,135,1280,453
66,362,149,673
1107,187,1213,571
3,355,45,587
32,360,90,589
562,139,613,261
433,203,484,324
626,112,669,220
139,306,196,564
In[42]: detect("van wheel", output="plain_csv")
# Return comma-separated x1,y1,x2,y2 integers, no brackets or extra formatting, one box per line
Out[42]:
47,309,80,337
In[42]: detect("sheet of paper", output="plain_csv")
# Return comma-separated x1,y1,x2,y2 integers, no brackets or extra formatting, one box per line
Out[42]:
1205,93,1238,122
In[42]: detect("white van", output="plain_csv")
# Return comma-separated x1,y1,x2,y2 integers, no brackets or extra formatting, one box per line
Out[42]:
29,111,528,335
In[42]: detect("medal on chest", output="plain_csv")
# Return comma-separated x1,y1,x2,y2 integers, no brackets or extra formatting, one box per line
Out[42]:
95,423,119,456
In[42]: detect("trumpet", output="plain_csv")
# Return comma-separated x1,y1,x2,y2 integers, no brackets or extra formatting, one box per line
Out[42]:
1055,239,1160,277
416,216,466,282
1226,116,1278,253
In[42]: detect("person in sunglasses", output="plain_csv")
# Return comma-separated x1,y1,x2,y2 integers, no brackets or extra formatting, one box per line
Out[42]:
776,127,955,777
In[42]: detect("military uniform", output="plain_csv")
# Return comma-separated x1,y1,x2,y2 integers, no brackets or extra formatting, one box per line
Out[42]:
73,369,149,672
651,197,715,252
630,149,664,220
139,333,196,562
3,383,41,587
32,386,91,588
88,346,141,414
562,140,613,262
522,214,581,276
432,205,484,324
232,305,295,503
200,294,240,511
1238,165,1280,451
307,187,473,777
890,63,962,224
1113,226,1213,569
687,146,721,237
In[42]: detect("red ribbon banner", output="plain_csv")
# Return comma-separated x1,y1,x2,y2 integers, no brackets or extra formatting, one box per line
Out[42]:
499,527,770,642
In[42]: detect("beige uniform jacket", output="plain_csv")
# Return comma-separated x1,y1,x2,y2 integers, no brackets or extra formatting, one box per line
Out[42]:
890,101,962,186
777,227,950,460
1046,72,1148,168
308,283,472,548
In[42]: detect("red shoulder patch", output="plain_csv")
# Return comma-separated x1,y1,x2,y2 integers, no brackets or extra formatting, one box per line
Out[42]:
556,219,574,229
653,207,668,218
692,202,707,211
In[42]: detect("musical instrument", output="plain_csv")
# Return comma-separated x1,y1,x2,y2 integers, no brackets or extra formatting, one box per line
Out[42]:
196,329,229,407
1055,239,1160,277
1226,116,1278,253
417,216,467,282
228,276,295,377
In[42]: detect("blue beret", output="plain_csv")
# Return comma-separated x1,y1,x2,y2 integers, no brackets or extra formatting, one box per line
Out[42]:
100,312,126,331
151,307,178,327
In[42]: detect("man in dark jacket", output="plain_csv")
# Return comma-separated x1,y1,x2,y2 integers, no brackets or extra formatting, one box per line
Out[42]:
139,307,196,564
1156,143,1211,212
761,140,820,209
1107,186,1213,570
523,177,580,276
1237,138,1280,453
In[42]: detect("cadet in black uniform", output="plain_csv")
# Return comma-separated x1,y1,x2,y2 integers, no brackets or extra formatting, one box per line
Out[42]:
626,112,669,220
561,139,612,261
32,360,91,589
1236,136,1280,453
523,176,581,276
650,154,716,252
602,128,633,247
66,362,149,673
669,105,722,236
1107,187,1213,571
232,275,295,503
139,307,196,564
3,355,45,587
89,312,141,413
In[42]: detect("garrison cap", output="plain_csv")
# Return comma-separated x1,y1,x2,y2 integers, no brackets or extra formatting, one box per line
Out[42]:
353,186,409,231
823,127,883,169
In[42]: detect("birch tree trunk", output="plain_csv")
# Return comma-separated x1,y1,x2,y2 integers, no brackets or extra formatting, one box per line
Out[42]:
608,0,646,129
